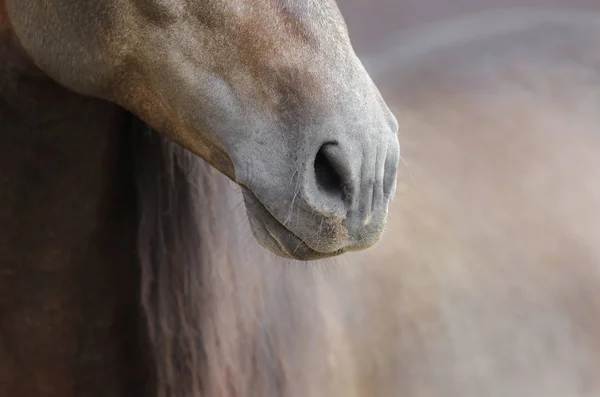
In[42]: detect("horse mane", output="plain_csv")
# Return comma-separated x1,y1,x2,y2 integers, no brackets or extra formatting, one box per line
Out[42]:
130,117,342,397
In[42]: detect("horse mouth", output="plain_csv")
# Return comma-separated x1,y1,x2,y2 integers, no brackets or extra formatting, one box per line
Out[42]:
241,188,346,261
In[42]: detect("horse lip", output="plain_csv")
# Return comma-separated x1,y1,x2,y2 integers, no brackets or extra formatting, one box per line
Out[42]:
240,186,346,260
264,224,295,258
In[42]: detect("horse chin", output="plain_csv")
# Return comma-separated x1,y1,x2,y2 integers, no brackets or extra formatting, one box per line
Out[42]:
241,188,346,261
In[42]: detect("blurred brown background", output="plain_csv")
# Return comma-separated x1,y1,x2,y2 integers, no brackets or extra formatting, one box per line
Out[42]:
337,0,600,57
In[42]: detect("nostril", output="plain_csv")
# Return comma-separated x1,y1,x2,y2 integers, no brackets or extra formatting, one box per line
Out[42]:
314,142,346,201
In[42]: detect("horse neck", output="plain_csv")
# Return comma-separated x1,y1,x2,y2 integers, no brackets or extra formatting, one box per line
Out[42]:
0,28,150,397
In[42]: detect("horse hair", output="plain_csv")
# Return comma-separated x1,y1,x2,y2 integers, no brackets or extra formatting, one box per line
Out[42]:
131,116,337,397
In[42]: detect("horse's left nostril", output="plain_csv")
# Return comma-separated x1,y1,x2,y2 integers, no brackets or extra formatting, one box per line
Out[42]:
314,142,347,202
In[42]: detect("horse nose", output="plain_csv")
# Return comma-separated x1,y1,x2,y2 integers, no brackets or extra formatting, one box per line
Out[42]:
304,136,399,235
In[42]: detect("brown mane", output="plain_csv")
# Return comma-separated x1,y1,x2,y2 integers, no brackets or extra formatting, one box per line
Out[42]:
132,121,341,397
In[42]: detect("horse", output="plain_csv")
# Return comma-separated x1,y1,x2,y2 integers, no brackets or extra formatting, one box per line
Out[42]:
4,2,600,397
342,9,600,397
1,0,399,396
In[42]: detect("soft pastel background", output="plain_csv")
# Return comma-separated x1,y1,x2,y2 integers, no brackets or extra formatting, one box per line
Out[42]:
338,0,600,57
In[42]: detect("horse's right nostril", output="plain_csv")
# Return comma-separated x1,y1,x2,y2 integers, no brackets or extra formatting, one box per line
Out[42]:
314,142,347,202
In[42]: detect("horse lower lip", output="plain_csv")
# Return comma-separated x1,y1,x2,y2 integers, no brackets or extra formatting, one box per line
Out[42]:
263,212,328,258
273,227,340,259
241,188,344,260
272,227,344,260
264,225,294,257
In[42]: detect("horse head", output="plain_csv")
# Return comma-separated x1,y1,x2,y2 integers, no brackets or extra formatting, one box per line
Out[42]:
5,0,400,260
